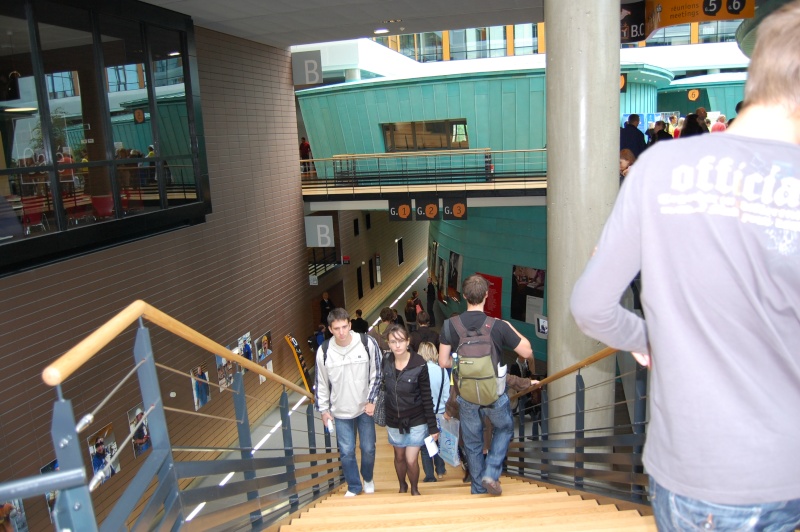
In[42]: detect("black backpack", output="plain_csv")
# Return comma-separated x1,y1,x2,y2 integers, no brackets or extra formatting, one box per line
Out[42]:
451,315,503,406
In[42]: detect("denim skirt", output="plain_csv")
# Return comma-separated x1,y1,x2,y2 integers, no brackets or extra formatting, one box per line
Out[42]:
387,424,428,448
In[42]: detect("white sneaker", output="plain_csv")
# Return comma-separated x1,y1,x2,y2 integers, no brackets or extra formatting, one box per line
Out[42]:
364,480,375,494
344,491,357,497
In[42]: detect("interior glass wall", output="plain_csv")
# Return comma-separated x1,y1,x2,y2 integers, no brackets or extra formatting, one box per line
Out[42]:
449,26,506,60
0,0,206,274
514,24,538,55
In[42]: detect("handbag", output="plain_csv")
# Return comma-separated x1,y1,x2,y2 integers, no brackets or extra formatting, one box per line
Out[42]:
438,416,461,467
373,379,387,427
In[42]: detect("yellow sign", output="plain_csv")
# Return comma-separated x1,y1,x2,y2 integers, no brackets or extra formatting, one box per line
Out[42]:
688,89,701,101
285,334,313,393
645,0,754,37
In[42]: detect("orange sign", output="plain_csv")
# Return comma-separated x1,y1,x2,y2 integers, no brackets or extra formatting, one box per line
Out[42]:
688,89,701,101
646,0,754,37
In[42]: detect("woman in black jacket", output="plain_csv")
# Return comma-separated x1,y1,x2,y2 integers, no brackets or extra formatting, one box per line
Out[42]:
383,324,439,495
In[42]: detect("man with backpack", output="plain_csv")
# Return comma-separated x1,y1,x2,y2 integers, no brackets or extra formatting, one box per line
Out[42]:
315,308,383,497
438,274,532,496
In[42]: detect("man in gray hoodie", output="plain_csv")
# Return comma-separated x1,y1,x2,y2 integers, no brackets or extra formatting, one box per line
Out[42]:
316,308,383,496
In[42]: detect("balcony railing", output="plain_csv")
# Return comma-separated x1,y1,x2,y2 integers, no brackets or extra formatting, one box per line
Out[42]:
301,148,547,196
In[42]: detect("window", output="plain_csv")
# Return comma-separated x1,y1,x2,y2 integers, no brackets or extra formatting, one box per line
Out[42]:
45,71,76,99
382,119,469,152
645,24,691,46
514,24,538,55
397,238,404,265
353,218,359,236
0,1,208,275
369,258,374,288
357,266,364,298
449,26,506,60
365,212,371,229
106,64,142,92
698,20,742,43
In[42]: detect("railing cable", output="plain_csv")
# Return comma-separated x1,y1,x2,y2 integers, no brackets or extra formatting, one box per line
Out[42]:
76,359,146,434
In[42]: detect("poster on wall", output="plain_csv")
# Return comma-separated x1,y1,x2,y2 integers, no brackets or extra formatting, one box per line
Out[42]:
41,459,62,522
437,254,448,302
428,240,439,275
216,354,234,390
127,403,151,458
477,273,503,319
237,332,254,371
191,364,211,410
447,251,463,299
510,265,546,324
1,497,29,531
255,331,273,384
86,423,120,485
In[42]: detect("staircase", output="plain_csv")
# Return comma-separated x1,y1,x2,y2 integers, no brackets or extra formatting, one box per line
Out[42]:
280,427,656,532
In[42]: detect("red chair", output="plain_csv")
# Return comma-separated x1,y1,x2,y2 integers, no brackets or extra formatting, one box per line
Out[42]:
21,195,50,235
91,195,114,220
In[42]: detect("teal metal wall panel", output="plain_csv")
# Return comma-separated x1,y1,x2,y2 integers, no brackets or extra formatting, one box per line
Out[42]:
429,205,548,361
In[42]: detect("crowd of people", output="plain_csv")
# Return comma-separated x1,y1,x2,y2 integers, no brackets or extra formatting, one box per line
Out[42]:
311,5,800,528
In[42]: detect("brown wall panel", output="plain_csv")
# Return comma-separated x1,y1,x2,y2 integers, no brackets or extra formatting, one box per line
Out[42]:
0,28,316,528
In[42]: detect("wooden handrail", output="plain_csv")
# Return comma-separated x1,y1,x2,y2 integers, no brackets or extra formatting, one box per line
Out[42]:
41,300,315,400
508,346,618,400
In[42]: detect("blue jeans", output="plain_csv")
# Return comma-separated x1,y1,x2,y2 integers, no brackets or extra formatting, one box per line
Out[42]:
420,444,446,480
334,413,376,494
650,478,800,531
457,393,513,494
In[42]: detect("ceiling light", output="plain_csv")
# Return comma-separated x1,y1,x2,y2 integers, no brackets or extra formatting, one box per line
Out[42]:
6,107,37,112
374,28,389,35
168,51,180,57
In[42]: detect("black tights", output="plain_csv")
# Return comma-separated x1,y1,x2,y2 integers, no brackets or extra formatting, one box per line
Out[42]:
393,445,421,495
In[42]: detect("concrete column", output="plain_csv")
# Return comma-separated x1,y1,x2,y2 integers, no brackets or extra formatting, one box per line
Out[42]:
545,1,619,446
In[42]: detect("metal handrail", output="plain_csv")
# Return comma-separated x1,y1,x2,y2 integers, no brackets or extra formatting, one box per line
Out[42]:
509,346,618,399
41,299,314,401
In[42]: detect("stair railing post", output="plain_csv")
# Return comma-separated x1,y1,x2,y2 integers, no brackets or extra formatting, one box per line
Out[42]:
632,363,648,502
575,373,585,489
50,394,98,532
324,420,335,490
232,370,262,526
516,392,527,475
540,388,549,481
280,388,299,510
306,402,320,496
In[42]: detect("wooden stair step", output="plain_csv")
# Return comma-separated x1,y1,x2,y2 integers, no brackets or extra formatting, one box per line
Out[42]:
318,488,568,507
281,510,650,532
304,495,592,516
295,501,617,525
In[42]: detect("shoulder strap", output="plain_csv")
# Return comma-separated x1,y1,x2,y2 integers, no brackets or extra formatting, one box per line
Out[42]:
435,367,445,413
321,338,331,365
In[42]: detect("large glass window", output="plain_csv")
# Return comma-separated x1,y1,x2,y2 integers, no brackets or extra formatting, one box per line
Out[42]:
382,120,469,152
449,27,506,60
646,24,691,46
419,32,443,62
514,24,538,55
0,0,207,273
699,19,742,43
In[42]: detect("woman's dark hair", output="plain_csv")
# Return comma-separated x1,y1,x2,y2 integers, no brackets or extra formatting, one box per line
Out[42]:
386,324,409,342
680,114,706,137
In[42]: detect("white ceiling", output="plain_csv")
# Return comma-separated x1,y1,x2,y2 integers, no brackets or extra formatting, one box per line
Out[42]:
143,0,546,49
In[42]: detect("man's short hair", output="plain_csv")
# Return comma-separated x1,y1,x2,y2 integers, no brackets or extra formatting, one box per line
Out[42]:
327,308,349,325
744,1,800,114
462,274,488,305
379,307,394,322
355,309,362,317
628,114,640,125
416,310,430,326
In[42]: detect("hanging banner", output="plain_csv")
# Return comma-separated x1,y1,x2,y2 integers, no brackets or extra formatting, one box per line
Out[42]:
621,1,647,43
442,197,467,220
415,197,440,221
388,199,413,221
645,0,754,37
285,334,314,393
